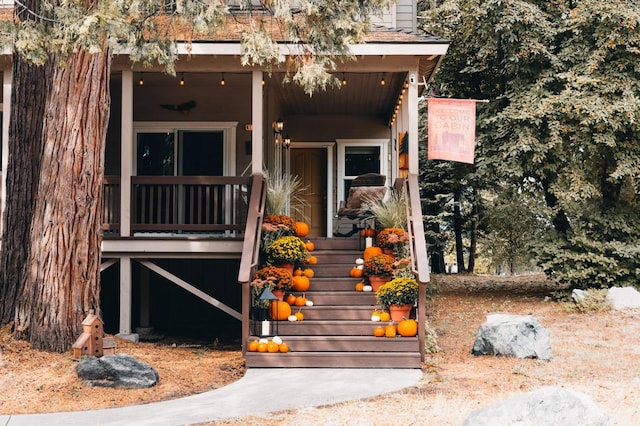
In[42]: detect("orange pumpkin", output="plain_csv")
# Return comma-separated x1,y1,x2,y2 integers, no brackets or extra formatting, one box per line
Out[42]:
294,221,309,237
278,343,290,353
270,300,292,320
285,294,297,305
303,268,315,278
385,323,397,338
294,311,304,321
379,311,391,322
355,282,365,292
293,268,304,277
257,342,268,352
291,275,310,292
248,340,259,352
373,326,385,337
350,267,364,278
360,227,375,238
294,296,308,307
397,319,418,337
363,246,383,260
267,341,280,353
305,240,315,251
306,255,318,265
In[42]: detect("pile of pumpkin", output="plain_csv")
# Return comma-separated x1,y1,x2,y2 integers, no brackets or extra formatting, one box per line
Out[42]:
351,245,388,291
372,317,418,338
247,336,290,353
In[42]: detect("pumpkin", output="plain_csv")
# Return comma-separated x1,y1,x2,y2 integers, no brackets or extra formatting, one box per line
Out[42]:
397,319,418,337
272,336,283,345
294,311,304,321
293,268,303,277
360,227,375,238
305,240,315,251
287,315,298,322
384,323,397,338
291,275,310,292
278,343,290,353
248,340,259,352
363,246,383,260
350,267,363,278
294,296,308,307
294,221,309,237
373,326,385,337
285,294,297,305
379,311,391,322
303,268,315,278
305,255,318,265
267,341,280,353
270,300,292,320
354,282,365,292
257,342,268,352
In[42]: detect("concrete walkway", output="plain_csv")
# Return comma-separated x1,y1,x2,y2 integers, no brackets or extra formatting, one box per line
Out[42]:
1,368,424,426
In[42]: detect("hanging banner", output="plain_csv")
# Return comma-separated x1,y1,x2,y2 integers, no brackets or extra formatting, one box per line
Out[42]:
427,98,476,164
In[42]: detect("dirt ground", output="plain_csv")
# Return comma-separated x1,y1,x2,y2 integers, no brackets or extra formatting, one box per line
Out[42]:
2,274,639,425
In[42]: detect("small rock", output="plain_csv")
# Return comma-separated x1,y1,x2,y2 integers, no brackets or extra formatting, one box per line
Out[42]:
607,287,640,310
463,386,610,425
76,353,159,389
472,314,552,360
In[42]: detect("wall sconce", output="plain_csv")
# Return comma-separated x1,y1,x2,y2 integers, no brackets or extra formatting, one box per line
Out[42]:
283,136,291,149
273,118,284,134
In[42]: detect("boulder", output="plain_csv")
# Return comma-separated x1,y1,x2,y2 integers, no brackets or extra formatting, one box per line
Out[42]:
607,287,640,310
76,353,159,389
471,314,552,360
462,386,610,425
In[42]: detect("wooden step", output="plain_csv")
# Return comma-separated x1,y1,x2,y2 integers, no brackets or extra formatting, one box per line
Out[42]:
302,277,365,291
245,351,421,368
294,305,375,321
306,264,358,278
266,320,387,336
297,291,376,306
311,250,363,265
307,237,362,251
281,335,419,352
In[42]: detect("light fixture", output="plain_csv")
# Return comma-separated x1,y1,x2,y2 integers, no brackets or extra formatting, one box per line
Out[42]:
380,74,385,86
342,73,347,86
220,72,225,86
138,72,144,86
273,118,284,134
179,72,185,86
283,136,291,149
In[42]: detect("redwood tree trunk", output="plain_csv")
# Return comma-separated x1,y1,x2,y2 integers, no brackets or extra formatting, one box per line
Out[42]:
0,56,52,325
14,50,111,352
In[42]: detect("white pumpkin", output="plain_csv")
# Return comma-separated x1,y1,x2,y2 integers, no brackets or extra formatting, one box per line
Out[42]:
287,315,298,322
272,336,283,345
371,314,381,322
259,338,269,344
355,258,365,265
363,285,373,292
306,300,314,306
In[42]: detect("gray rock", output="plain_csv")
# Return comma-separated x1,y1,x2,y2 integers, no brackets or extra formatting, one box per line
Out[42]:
607,286,640,310
472,314,552,360
462,386,610,426
76,353,159,389
572,288,587,303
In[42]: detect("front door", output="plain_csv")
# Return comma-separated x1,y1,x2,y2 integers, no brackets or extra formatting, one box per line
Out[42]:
291,148,327,237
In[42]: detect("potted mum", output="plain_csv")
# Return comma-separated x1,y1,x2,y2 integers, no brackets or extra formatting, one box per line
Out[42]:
376,227,409,256
261,214,296,250
362,253,395,291
251,265,293,302
265,235,309,271
375,277,419,321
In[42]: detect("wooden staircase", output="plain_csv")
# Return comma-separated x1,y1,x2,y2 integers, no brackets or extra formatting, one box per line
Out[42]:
245,237,422,368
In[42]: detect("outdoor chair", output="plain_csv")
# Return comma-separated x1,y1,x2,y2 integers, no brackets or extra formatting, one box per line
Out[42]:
333,173,387,237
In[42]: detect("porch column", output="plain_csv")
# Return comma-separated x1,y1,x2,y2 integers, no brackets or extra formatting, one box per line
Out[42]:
1,69,11,235
251,71,263,175
120,70,133,237
408,68,419,175
117,256,138,342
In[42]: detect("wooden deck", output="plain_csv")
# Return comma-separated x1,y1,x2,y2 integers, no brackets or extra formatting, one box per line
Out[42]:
245,237,422,368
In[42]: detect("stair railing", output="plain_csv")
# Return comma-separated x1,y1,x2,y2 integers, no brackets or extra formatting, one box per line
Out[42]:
237,173,267,354
396,174,430,361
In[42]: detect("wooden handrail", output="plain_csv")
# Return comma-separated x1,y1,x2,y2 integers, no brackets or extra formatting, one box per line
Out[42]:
397,174,430,362
237,173,267,354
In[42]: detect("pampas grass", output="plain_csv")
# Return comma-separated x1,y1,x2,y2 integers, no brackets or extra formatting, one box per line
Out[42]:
362,190,407,230
265,170,309,219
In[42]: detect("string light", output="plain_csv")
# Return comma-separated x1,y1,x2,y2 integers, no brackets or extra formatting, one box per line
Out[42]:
179,72,185,86
138,72,144,86
342,73,347,86
220,72,225,86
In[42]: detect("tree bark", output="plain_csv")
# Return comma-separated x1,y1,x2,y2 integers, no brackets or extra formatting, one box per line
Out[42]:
453,189,466,273
0,56,52,326
467,201,478,273
14,50,111,352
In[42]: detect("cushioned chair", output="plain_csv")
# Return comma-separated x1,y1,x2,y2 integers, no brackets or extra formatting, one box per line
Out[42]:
333,173,387,237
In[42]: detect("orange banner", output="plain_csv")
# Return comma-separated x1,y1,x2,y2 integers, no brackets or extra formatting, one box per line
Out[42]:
427,98,476,164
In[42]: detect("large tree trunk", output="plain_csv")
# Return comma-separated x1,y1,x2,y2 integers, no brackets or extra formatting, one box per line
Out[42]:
0,56,53,325
453,189,466,273
14,51,111,352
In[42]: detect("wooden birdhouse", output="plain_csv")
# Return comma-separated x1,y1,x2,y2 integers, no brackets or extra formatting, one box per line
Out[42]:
72,310,116,359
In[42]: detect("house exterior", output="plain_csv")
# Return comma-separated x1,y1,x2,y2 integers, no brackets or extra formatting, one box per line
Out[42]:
0,1,448,346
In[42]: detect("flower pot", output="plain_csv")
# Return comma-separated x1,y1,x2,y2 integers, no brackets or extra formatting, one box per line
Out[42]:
274,263,295,275
271,289,285,301
382,248,396,258
389,304,412,322
368,275,391,292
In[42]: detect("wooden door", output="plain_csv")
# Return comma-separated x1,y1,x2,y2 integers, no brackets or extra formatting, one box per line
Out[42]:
290,148,327,237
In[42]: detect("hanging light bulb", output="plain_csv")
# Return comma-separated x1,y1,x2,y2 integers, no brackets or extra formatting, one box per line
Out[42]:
179,72,185,86
220,73,225,86
342,73,347,86
380,74,385,86
138,72,144,86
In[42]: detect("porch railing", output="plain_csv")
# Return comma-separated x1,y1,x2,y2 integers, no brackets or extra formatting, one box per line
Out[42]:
102,175,253,235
